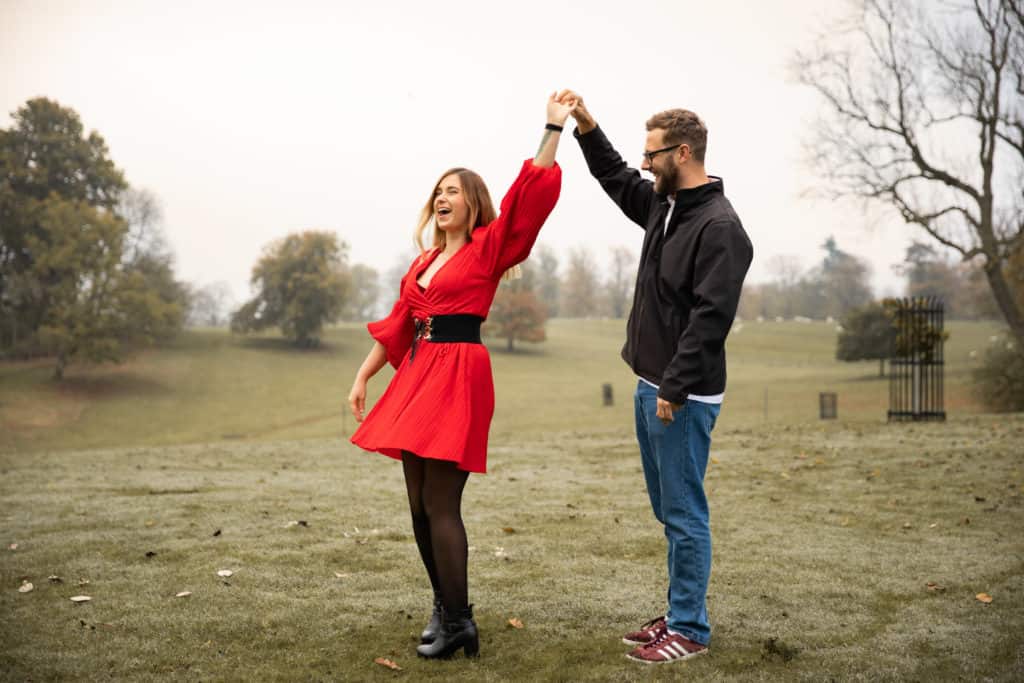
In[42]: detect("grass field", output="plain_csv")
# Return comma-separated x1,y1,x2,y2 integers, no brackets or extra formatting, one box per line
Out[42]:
1,320,1022,681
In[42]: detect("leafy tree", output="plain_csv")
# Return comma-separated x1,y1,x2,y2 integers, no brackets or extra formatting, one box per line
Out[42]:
796,0,1024,344
485,286,547,352
1,97,127,354
232,231,351,347
836,301,895,376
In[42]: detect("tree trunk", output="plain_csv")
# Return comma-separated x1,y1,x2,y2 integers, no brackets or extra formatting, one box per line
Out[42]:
506,334,514,352
53,352,67,381
983,263,1024,345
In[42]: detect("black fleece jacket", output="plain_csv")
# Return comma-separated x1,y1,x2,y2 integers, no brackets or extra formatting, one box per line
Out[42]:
575,125,753,404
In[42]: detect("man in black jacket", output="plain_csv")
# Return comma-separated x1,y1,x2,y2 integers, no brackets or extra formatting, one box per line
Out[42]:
559,90,753,665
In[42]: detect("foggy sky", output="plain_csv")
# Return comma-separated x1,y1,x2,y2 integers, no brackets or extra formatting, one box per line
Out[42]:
2,0,921,308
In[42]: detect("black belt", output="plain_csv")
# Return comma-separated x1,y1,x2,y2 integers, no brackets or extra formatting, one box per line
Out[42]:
410,314,483,362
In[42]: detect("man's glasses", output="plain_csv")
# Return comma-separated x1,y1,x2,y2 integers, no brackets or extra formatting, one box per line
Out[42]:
642,144,681,164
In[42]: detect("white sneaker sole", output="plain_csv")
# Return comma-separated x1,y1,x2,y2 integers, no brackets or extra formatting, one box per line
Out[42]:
625,647,707,664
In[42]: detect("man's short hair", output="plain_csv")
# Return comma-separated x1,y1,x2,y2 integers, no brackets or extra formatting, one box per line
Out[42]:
646,109,707,163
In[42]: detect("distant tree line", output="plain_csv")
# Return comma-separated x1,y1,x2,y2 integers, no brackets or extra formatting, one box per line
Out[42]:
737,237,1009,323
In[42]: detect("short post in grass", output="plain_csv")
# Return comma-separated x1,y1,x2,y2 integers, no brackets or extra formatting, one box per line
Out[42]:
602,383,613,406
819,392,837,419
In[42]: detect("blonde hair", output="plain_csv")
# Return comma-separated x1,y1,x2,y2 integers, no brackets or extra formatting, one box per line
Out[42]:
414,167,496,254
412,167,520,279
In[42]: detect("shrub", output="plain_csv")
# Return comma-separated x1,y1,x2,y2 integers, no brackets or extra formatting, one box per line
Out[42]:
973,333,1024,412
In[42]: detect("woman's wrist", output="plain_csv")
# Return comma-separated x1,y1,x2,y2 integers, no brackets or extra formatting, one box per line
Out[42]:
545,122,564,132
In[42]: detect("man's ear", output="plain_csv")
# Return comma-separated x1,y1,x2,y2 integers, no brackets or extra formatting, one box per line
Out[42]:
678,143,692,163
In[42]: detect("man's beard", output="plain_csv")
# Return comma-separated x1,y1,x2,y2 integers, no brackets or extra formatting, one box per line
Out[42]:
653,158,679,194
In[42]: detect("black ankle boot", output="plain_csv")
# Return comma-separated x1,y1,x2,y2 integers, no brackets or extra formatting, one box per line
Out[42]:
416,605,479,659
420,594,443,644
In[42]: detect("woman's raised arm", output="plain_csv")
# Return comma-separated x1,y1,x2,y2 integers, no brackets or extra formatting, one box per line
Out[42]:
534,92,577,168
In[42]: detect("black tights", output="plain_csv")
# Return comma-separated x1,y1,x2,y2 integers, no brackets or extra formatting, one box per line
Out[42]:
401,451,470,614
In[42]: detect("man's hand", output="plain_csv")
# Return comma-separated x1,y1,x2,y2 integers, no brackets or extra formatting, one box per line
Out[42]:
547,91,577,126
656,397,682,425
556,89,596,134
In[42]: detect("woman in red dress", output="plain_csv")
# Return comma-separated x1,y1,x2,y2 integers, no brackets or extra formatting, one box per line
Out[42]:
347,93,576,659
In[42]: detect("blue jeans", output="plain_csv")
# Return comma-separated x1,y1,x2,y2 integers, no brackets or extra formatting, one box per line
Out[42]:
634,380,720,646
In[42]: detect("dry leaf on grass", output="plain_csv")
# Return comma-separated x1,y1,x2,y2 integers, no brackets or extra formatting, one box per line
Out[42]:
8,543,17,551
18,581,34,593
507,618,524,629
501,527,516,534
175,591,192,598
925,582,945,592
212,529,221,537
48,575,62,583
216,569,233,578
976,593,993,603
374,657,402,671
334,572,350,579
711,457,720,465
70,595,92,603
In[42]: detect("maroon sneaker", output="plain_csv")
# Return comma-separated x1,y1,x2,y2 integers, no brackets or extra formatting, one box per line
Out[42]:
626,630,708,664
622,615,666,646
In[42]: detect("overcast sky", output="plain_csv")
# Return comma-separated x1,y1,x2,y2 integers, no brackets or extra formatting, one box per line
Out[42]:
2,0,920,307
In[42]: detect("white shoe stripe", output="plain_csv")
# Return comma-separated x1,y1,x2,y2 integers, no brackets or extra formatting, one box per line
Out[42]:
668,642,687,658
658,648,673,660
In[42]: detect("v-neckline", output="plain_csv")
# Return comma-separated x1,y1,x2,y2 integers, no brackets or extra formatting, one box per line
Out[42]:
416,246,464,291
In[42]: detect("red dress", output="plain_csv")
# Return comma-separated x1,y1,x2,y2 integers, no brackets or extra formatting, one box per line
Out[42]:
350,160,561,473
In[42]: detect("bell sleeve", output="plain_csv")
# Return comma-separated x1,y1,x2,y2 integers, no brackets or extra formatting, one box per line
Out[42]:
476,159,561,277
366,274,415,369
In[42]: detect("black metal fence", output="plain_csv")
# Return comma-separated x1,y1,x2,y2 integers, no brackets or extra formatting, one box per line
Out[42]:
887,297,946,422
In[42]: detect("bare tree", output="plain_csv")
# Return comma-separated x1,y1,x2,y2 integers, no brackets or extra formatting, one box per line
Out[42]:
118,187,168,266
795,0,1024,342
561,246,600,318
603,245,636,318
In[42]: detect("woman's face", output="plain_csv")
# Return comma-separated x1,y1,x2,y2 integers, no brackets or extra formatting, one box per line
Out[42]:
434,173,471,235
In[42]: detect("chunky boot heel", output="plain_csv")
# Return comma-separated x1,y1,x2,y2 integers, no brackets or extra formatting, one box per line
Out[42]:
416,605,479,659
420,595,443,644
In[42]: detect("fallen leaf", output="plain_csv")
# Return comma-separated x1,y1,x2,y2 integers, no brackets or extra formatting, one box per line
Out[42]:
925,582,945,592
711,457,720,465
494,547,507,557
145,551,157,558
48,575,62,583
507,617,524,629
212,529,222,537
902,522,912,529
145,520,156,527
70,595,92,603
176,591,192,598
334,572,350,579
298,520,308,527
217,569,233,578
18,581,33,593
76,579,90,587
501,527,516,534
976,593,993,603
8,543,17,550
374,657,402,671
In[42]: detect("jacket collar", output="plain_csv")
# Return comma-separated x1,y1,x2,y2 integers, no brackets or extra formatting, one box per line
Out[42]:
664,176,724,206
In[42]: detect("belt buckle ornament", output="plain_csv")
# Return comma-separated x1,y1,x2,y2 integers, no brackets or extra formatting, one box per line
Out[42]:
415,316,433,341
